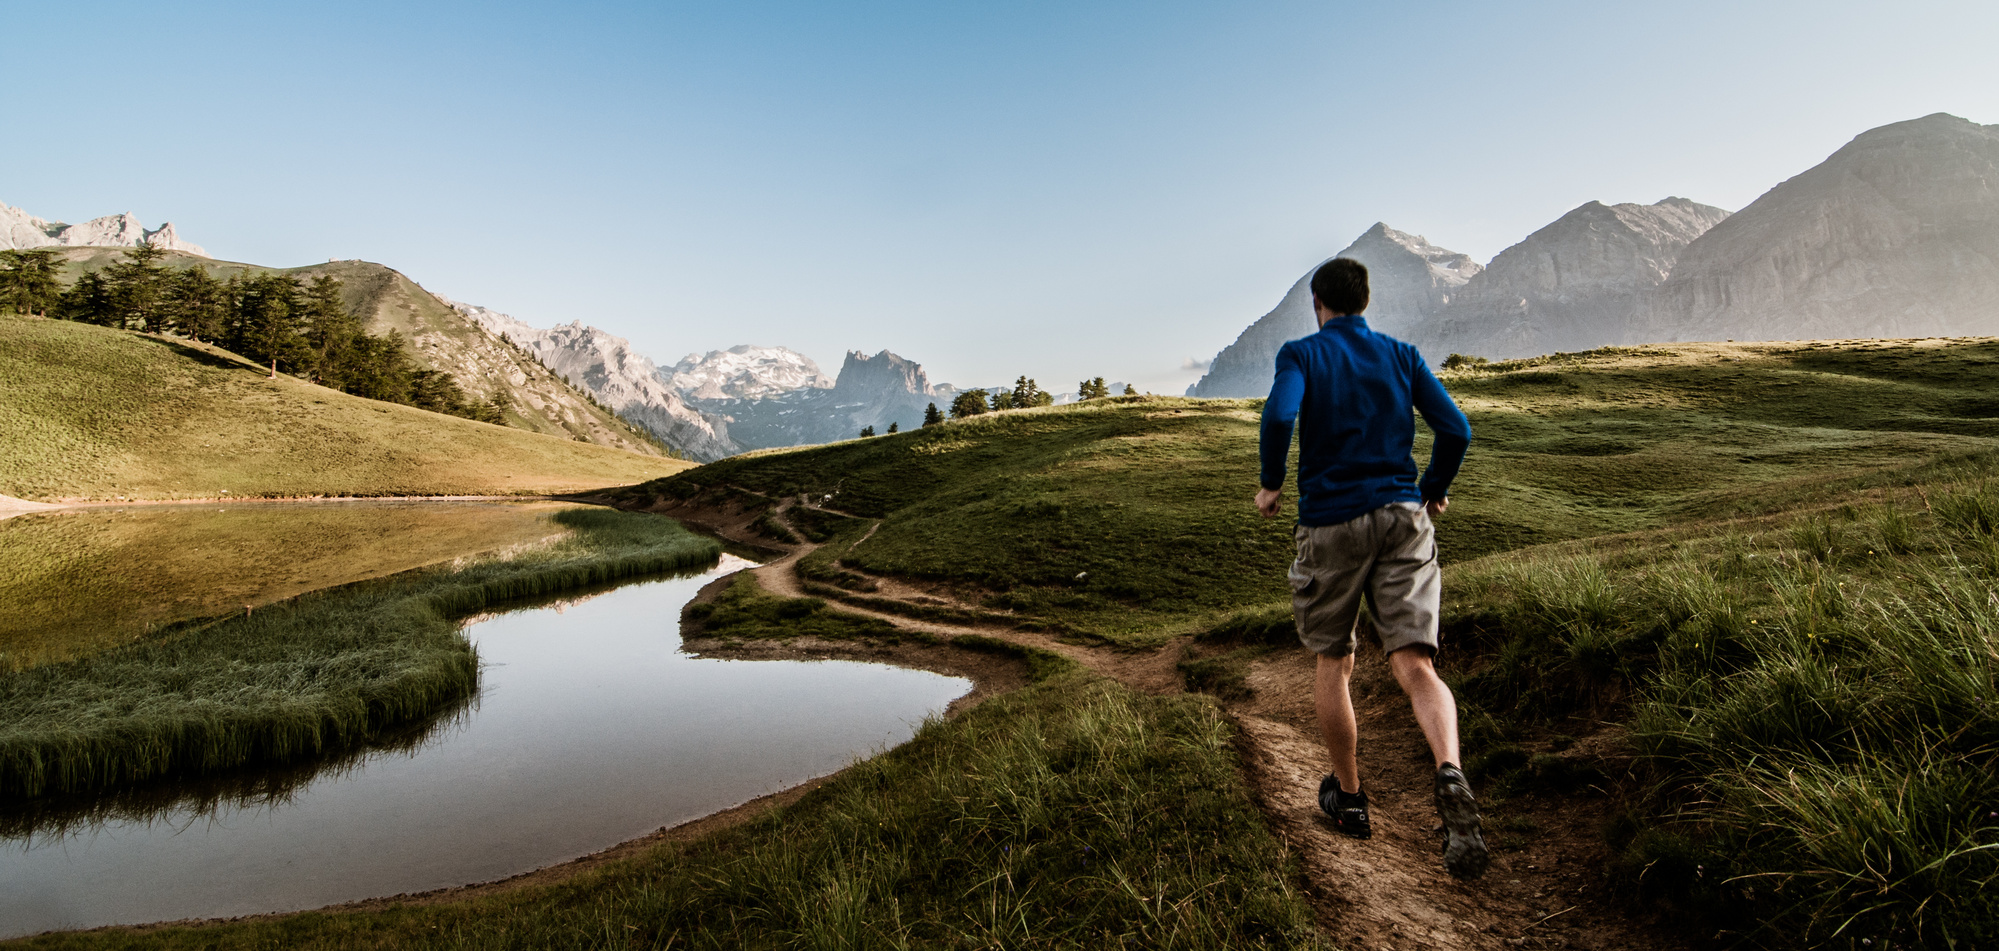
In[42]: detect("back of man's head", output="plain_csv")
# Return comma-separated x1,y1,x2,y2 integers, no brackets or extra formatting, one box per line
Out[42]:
1311,258,1369,316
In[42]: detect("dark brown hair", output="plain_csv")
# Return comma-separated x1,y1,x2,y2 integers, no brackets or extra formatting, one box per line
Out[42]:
1310,258,1369,316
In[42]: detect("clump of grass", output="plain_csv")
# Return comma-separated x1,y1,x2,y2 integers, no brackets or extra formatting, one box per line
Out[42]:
686,572,916,644
1449,481,1999,946
0,508,719,799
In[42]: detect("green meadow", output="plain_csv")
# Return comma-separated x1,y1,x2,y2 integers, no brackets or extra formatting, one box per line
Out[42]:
621,339,1999,644
0,313,688,502
0,501,584,669
9,337,1999,948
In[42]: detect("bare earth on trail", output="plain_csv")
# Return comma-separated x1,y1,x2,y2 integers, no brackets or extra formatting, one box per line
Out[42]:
633,489,1692,951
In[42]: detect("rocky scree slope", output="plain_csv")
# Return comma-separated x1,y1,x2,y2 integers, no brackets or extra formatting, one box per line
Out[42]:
454,300,738,462
1643,112,1999,343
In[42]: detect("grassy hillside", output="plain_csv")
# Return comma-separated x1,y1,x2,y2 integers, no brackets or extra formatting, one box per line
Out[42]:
48,248,663,454
0,313,691,501
0,501,585,668
612,338,1999,645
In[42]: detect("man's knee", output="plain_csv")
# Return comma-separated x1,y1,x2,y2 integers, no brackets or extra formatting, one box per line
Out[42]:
1387,645,1441,688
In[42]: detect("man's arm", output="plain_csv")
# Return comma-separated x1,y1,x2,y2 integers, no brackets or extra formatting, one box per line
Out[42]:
1411,357,1471,505
1256,347,1306,518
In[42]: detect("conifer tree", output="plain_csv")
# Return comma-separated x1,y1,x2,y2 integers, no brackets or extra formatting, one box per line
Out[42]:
923,402,944,427
59,272,118,325
949,390,988,419
1123,383,1137,395
859,425,876,438
1078,376,1109,400
105,242,172,332
225,274,311,372
887,421,898,433
166,266,226,342
301,276,361,384
0,249,63,317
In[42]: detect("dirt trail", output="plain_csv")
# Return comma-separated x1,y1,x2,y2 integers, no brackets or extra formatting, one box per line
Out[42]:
656,492,1689,951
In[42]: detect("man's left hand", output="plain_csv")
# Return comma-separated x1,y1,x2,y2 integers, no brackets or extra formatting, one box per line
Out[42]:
1255,488,1281,518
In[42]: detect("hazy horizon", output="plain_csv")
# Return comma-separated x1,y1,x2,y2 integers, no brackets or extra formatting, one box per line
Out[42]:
7,1,1996,393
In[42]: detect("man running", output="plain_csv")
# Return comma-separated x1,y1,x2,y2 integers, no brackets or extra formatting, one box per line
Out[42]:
1253,257,1488,879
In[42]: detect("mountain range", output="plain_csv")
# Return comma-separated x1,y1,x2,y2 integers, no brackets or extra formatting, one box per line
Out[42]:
1191,112,1999,397
1,202,206,256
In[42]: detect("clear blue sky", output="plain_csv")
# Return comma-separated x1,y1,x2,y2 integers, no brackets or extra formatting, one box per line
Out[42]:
7,1,1996,393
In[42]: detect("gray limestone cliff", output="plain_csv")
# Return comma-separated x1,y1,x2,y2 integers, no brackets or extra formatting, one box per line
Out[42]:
1188,224,1480,397
1643,113,1999,343
1419,197,1730,360
1,201,208,256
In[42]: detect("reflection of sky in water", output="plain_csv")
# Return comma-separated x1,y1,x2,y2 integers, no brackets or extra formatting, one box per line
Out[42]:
0,556,969,938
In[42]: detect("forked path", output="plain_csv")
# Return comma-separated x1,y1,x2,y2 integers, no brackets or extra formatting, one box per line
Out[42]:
660,494,1686,951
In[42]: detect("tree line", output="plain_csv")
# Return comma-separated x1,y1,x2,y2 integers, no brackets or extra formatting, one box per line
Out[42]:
897,375,1139,432
0,245,507,425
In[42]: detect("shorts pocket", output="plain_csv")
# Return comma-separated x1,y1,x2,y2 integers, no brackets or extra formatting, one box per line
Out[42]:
1288,563,1315,595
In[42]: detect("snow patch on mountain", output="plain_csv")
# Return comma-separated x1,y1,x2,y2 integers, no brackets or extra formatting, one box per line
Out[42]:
665,345,835,400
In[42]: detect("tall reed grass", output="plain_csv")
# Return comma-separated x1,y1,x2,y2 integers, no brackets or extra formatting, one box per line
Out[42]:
1449,483,1999,947
0,508,719,799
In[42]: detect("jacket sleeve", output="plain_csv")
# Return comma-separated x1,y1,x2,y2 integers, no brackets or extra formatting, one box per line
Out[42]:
1259,344,1305,491
1412,356,1471,502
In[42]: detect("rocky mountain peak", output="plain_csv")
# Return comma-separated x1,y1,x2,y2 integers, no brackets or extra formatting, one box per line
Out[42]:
1643,112,1999,343
1356,222,1484,285
833,349,937,397
666,345,834,400
1414,196,1730,358
1186,223,1482,397
0,201,208,256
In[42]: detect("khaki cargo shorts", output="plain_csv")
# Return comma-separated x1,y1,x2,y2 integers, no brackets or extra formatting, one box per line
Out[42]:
1289,501,1442,657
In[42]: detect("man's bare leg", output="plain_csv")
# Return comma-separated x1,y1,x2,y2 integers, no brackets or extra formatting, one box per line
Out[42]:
1315,651,1361,792
1388,647,1461,768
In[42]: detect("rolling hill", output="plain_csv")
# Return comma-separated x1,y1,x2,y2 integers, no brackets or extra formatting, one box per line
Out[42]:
0,313,691,501
44,247,669,457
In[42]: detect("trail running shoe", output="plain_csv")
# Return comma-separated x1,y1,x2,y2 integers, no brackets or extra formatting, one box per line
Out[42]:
1317,774,1372,839
1435,763,1489,880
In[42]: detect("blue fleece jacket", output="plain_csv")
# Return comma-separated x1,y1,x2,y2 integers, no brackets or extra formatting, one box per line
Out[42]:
1258,315,1471,527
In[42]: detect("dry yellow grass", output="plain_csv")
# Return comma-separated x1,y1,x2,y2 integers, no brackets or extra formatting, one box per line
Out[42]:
0,500,595,668
0,314,692,501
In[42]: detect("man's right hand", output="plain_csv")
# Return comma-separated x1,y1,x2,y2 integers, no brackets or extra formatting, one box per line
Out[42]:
1255,487,1281,519
1424,497,1449,517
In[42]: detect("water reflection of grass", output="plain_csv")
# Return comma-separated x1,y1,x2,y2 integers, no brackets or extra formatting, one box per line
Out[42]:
0,508,719,800
0,693,475,844
0,501,583,669
5,655,1323,950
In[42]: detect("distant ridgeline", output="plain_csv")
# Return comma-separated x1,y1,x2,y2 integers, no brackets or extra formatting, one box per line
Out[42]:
0,244,505,425
1190,112,1999,396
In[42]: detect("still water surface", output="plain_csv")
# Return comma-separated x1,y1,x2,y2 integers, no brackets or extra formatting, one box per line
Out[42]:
0,556,969,937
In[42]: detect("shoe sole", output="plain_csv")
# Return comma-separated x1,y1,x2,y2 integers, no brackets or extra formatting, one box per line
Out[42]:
1436,779,1489,879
